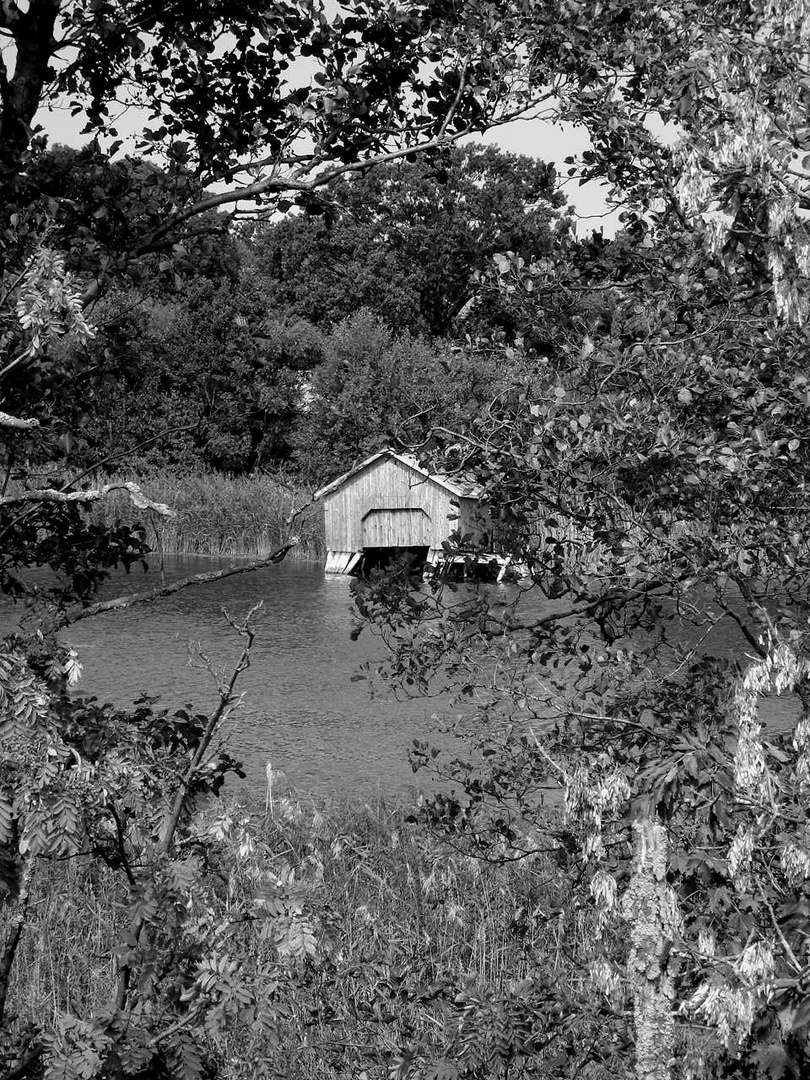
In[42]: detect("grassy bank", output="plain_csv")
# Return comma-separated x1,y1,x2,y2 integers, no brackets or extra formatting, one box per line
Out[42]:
10,795,620,1080
87,471,325,559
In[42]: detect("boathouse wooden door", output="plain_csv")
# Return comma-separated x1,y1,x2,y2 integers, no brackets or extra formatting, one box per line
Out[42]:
361,507,431,548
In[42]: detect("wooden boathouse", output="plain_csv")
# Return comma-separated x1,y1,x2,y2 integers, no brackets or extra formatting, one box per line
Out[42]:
314,448,491,575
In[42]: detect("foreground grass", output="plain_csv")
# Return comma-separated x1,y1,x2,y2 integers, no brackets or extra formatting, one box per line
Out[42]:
86,470,325,559
10,795,624,1080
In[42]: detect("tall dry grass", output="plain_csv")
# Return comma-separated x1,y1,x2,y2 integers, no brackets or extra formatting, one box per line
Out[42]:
10,795,609,1080
87,470,325,559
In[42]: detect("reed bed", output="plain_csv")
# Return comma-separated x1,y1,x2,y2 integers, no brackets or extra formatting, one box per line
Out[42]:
86,470,325,559
10,795,610,1080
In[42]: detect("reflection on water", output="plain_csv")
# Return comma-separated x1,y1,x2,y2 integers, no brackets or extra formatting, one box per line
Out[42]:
48,558,455,797
0,558,801,797
1,558,454,797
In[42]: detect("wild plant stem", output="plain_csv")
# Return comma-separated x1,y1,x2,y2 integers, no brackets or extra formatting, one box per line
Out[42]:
158,614,258,856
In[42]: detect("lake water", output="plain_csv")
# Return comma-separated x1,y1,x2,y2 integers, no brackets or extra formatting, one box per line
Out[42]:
0,558,799,799
3,558,456,798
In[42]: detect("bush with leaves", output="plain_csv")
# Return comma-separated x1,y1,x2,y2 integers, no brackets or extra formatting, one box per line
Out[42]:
0,604,338,1080
0,221,311,1078
352,263,810,1077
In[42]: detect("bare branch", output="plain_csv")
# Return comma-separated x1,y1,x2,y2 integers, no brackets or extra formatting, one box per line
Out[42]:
286,495,315,526
0,350,32,383
0,410,38,430
58,538,300,627
157,601,263,855
0,480,176,516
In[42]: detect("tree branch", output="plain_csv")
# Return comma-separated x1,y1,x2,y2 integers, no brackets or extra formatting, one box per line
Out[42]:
157,604,262,856
0,410,38,430
61,423,201,491
438,56,471,140
1,0,60,177
506,578,671,635
136,136,471,250
0,349,33,383
80,98,547,303
113,605,264,1015
0,480,176,515
57,538,300,628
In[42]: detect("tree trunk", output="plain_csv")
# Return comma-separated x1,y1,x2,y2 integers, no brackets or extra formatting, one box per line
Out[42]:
622,816,681,1080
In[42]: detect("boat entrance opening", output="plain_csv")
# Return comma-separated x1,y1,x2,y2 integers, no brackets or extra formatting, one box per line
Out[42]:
358,545,429,576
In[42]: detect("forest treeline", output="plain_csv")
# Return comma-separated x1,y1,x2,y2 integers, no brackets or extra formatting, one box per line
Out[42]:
16,141,579,484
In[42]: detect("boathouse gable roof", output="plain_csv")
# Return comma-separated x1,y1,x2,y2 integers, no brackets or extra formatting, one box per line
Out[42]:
312,448,484,503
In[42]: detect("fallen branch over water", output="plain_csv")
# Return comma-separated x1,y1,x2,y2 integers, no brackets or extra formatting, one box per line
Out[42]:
58,537,300,628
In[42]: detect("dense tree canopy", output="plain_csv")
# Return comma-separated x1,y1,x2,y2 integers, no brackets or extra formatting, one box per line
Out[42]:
293,309,517,480
10,139,565,480
249,144,565,336
72,274,325,473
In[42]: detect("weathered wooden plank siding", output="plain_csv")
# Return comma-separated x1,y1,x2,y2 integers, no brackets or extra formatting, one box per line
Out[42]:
362,507,432,547
323,455,482,552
